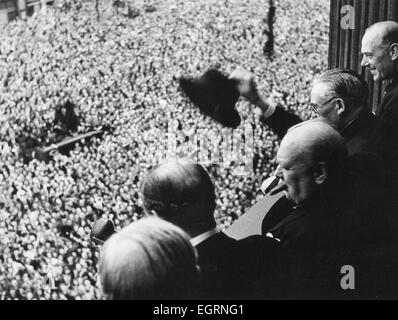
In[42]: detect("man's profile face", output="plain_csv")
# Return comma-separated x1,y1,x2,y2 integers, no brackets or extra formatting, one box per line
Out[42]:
361,30,395,81
310,83,340,129
275,138,317,205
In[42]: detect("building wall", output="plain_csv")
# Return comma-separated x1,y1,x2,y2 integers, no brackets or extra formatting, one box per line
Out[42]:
329,0,398,112
0,0,17,25
0,0,53,25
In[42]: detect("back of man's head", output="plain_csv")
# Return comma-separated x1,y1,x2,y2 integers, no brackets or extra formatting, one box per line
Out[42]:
315,68,369,112
99,217,199,300
285,119,348,188
140,161,216,233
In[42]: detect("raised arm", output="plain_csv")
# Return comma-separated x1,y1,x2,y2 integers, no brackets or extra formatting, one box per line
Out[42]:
229,69,302,138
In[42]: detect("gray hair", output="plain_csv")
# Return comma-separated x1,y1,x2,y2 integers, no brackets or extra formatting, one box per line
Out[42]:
99,217,198,299
314,68,369,109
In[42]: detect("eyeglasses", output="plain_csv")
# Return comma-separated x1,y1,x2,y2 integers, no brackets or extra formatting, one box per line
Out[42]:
310,96,339,114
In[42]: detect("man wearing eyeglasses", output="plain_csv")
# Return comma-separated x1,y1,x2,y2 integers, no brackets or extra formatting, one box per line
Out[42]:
230,67,396,298
231,67,390,232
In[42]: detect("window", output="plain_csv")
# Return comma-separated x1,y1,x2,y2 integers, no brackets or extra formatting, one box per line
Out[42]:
7,8,16,22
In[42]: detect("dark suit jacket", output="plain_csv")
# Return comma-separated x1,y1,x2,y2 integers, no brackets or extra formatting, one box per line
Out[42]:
376,77,398,213
339,109,391,240
261,195,358,299
376,77,398,129
195,232,238,299
262,193,398,299
195,231,281,299
234,234,283,299
262,195,353,249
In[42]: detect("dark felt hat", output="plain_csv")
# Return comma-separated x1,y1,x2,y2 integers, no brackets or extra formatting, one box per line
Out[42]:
179,69,241,128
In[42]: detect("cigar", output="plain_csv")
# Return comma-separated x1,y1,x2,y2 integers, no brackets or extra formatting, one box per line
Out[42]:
270,182,288,195
261,176,288,195
263,176,280,194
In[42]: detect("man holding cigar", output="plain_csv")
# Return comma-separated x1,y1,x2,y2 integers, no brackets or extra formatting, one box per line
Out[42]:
230,68,391,244
255,120,356,298
230,67,397,298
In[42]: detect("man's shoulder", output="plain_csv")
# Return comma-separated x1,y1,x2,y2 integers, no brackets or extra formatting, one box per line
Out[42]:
381,86,398,109
385,78,398,97
261,195,294,235
379,81,398,123
196,232,236,253
344,111,388,157
236,234,281,256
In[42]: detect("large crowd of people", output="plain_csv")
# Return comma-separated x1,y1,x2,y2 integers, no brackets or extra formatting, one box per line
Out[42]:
0,0,329,299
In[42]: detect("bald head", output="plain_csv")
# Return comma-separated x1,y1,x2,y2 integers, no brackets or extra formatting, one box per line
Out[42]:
276,120,348,204
365,21,398,46
361,21,398,81
283,119,348,165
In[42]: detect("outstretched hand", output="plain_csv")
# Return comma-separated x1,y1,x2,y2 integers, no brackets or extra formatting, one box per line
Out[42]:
229,69,260,104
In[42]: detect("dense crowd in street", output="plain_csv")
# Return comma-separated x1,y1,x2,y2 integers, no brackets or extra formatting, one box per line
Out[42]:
0,0,328,299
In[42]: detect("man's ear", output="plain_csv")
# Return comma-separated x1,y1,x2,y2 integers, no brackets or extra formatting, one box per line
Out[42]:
314,162,328,185
390,43,398,61
335,98,346,116
143,207,162,217
149,209,159,216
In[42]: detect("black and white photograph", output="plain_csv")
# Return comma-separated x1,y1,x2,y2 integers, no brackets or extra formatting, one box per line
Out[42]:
0,0,397,302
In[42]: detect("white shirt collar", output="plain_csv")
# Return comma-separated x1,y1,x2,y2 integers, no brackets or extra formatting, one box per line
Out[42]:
190,227,220,247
